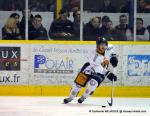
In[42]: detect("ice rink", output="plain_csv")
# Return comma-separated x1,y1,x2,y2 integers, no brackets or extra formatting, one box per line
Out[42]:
0,97,149,116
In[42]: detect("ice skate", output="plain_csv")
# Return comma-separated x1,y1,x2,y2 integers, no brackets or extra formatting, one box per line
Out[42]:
63,97,73,104
78,96,86,104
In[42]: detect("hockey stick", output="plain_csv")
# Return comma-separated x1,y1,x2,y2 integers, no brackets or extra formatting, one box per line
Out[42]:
107,78,114,106
107,65,116,107
102,78,115,108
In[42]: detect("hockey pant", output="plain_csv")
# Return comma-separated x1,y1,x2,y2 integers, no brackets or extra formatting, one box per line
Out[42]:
69,74,105,99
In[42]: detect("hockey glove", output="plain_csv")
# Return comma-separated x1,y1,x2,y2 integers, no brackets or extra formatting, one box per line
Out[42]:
105,71,117,81
110,55,118,68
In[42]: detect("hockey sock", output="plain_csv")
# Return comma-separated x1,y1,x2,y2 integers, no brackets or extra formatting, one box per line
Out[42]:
69,83,82,99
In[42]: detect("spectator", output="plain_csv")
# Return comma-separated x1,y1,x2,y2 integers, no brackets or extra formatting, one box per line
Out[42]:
103,20,126,41
49,9,75,40
100,16,110,36
2,17,22,40
126,18,149,41
83,17,101,41
20,9,34,39
147,25,150,40
136,18,149,41
99,0,116,13
9,13,23,39
29,14,48,40
73,10,80,40
115,15,131,41
138,0,150,13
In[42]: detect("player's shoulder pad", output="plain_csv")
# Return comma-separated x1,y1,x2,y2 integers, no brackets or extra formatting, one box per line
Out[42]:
106,44,113,51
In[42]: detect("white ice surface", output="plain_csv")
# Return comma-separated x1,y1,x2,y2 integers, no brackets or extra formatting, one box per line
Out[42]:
0,97,149,116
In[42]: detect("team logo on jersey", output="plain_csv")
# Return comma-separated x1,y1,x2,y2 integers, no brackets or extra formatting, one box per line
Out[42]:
34,55,74,74
128,55,150,76
101,57,109,68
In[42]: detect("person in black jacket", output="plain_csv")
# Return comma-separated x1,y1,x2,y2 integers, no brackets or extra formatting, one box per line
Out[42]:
28,14,48,40
2,17,23,40
103,20,126,41
20,9,34,39
72,10,80,40
100,16,110,36
49,9,75,40
83,17,101,41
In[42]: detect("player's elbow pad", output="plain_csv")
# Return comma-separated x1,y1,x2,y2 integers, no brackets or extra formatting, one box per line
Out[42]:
110,56,118,67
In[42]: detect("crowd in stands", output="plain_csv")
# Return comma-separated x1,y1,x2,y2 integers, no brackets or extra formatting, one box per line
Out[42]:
2,8,149,41
83,15,150,41
1,8,80,40
0,0,150,41
2,9,48,40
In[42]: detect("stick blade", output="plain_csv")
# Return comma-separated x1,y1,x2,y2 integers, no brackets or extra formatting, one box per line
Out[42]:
107,101,113,106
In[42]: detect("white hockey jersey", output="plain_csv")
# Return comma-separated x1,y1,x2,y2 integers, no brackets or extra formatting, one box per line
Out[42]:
83,44,116,75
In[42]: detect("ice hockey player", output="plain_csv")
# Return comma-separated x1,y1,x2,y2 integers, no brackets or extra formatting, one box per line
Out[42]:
63,37,118,104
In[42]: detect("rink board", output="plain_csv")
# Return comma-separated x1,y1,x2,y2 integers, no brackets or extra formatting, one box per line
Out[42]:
0,85,150,97
0,41,150,97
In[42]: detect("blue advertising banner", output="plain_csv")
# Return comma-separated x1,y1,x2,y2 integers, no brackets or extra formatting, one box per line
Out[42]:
128,55,150,76
34,55,74,74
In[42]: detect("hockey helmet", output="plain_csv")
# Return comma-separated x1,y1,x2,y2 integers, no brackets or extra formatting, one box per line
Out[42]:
96,37,108,48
